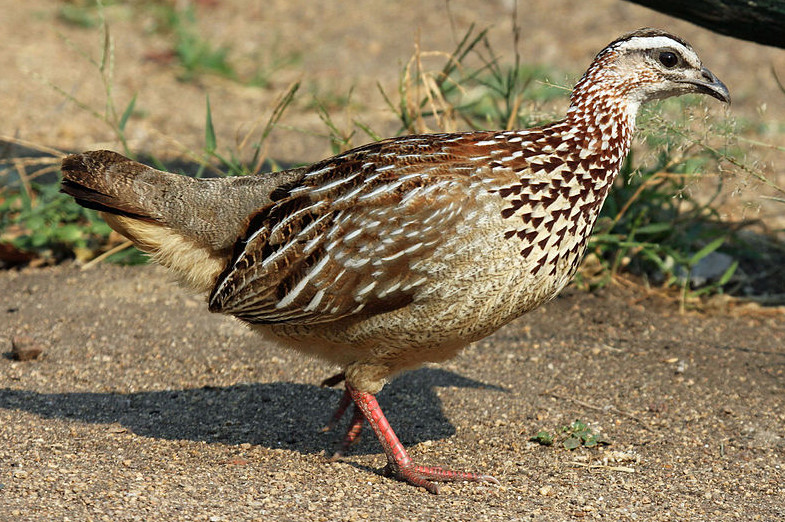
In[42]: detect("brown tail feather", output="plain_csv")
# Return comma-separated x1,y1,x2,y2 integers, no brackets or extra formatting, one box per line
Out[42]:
61,151,226,291
61,178,155,222
60,151,163,223
60,150,306,293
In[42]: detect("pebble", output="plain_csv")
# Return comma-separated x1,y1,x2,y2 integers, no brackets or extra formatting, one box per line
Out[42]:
11,335,45,361
539,485,555,496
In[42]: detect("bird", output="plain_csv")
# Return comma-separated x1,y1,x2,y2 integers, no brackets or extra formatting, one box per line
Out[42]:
60,28,729,494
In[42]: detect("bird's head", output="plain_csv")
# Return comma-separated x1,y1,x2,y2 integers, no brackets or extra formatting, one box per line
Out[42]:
571,28,730,111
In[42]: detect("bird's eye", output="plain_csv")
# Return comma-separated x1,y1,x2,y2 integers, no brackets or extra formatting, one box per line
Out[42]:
658,51,678,68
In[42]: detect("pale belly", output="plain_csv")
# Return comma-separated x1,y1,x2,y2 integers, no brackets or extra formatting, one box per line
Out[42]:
260,204,587,384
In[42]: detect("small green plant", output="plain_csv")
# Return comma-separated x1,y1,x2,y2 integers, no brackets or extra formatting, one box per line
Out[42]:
46,10,138,157
140,2,300,86
2,3,142,265
531,420,609,450
168,5,235,81
586,107,742,306
377,17,564,136
530,430,555,446
199,81,301,177
57,2,103,28
0,178,145,265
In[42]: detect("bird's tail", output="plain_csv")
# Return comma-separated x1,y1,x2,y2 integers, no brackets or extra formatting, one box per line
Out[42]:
61,150,295,293
61,151,164,224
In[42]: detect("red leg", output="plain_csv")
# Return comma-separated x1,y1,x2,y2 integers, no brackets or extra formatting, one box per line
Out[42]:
321,388,353,433
346,383,499,494
330,406,365,460
322,388,366,460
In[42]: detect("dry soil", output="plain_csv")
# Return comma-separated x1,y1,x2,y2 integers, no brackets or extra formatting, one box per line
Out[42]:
2,1,785,521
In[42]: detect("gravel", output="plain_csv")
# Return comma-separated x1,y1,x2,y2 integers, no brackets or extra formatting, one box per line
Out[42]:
1,264,783,520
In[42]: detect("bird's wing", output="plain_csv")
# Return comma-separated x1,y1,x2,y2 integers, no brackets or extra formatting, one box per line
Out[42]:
208,133,513,325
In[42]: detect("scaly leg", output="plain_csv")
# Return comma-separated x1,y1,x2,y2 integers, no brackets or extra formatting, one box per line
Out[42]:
321,373,366,459
321,387,353,433
346,383,499,494
322,388,366,460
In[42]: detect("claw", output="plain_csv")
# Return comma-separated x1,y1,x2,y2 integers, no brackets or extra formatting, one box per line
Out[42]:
381,462,498,494
341,383,499,493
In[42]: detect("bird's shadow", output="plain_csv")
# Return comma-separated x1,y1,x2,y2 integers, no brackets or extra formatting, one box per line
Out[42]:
0,368,504,456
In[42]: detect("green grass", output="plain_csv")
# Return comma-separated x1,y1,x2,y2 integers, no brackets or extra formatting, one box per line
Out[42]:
57,0,301,85
164,4,235,82
531,420,609,450
586,107,741,306
2,4,782,303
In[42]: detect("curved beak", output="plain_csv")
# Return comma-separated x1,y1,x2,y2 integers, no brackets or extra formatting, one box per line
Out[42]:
680,67,731,104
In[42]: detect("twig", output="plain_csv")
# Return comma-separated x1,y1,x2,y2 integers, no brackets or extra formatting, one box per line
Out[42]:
0,135,67,158
81,240,133,270
568,462,636,473
545,392,653,432
14,160,35,206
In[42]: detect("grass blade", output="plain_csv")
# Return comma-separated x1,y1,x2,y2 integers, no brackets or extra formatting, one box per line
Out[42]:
689,236,726,265
118,93,137,132
204,94,217,154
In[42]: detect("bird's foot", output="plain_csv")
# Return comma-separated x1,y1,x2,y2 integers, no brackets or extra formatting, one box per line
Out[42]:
382,461,499,494
322,381,500,492
344,383,499,494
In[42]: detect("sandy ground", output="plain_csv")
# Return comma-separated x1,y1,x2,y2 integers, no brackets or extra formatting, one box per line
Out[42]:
1,264,784,521
2,0,785,520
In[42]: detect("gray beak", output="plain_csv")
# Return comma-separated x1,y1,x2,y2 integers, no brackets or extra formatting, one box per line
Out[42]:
682,67,731,104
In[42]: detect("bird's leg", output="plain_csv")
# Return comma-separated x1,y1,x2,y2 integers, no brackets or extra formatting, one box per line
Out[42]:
331,405,365,460
320,371,346,388
346,384,499,494
321,371,363,449
321,387,353,432
322,388,366,460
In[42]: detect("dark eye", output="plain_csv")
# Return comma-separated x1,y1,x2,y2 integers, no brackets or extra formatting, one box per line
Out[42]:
658,51,678,68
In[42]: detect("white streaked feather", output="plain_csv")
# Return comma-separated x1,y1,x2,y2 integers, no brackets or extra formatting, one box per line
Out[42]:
303,289,326,312
275,275,311,309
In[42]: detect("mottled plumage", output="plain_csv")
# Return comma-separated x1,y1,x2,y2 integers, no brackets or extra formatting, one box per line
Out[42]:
61,28,729,493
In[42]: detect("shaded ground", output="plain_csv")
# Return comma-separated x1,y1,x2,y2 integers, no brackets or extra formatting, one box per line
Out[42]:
1,264,784,521
2,1,785,521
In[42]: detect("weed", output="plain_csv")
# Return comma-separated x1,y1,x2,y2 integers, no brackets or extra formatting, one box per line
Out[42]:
376,9,566,137
139,2,299,86
0,175,142,266
199,81,301,177
57,2,102,28
168,5,235,82
531,420,609,450
6,3,784,302
530,430,554,446
584,106,744,307
2,4,141,266
43,12,137,157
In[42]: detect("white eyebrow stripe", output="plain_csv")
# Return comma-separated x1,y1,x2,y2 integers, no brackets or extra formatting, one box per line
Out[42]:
616,36,689,53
